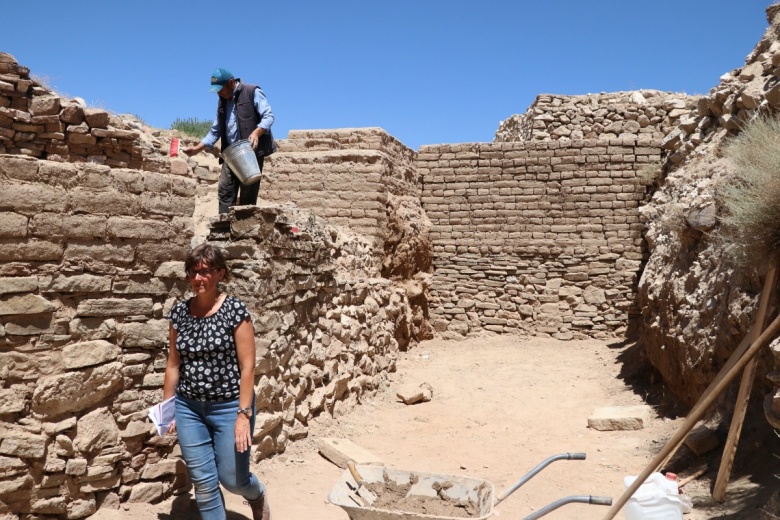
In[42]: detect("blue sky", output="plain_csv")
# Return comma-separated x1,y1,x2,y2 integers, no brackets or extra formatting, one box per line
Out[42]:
2,1,772,150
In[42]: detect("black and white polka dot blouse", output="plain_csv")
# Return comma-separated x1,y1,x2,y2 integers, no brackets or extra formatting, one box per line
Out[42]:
168,295,251,401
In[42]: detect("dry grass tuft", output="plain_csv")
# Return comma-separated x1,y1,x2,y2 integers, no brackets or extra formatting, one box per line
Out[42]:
717,116,780,270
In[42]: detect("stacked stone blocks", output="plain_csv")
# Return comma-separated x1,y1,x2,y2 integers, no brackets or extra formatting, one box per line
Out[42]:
263,128,419,272
419,138,658,339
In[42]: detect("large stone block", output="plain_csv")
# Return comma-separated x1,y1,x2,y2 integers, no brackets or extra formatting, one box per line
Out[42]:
0,276,38,295
32,362,123,417
0,211,27,237
0,385,27,414
0,455,26,478
0,238,64,262
76,298,154,317
126,481,164,503
135,241,190,265
74,407,120,455
587,405,652,431
68,188,140,215
3,313,55,335
0,425,46,458
118,319,168,348
0,294,54,315
60,104,84,125
154,261,185,279
83,108,109,129
63,243,135,266
45,274,112,293
29,95,61,116
0,182,65,212
140,193,195,216
0,155,39,181
62,340,120,369
107,217,172,240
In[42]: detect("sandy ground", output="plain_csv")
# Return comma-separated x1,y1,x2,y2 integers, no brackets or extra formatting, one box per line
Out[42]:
91,335,779,520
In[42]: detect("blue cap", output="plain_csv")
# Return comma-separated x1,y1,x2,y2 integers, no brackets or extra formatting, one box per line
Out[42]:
209,68,234,92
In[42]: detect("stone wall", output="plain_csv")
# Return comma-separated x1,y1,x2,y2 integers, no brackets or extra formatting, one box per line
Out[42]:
0,154,196,518
637,4,780,415
205,205,412,459
0,53,419,518
419,138,658,340
0,154,413,517
262,128,420,273
495,91,697,144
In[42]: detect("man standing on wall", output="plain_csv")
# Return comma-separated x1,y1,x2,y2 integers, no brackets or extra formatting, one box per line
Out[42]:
184,68,276,214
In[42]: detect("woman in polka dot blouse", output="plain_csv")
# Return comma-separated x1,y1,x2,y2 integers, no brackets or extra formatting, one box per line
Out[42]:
163,244,271,520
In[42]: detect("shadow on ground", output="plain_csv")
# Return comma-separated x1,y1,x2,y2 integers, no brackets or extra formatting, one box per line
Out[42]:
610,338,780,519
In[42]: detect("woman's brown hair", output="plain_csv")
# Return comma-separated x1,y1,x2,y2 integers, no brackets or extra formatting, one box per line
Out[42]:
184,243,230,282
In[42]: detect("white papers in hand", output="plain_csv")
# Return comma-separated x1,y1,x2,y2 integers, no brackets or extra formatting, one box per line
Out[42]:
147,396,175,436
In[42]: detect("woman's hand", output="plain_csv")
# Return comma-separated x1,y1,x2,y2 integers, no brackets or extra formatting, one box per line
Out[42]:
235,414,252,452
167,420,177,434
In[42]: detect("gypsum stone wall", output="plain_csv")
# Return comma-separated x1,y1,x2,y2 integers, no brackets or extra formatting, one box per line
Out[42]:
262,128,420,274
0,154,196,519
0,155,413,518
205,204,412,461
419,138,658,340
495,91,698,144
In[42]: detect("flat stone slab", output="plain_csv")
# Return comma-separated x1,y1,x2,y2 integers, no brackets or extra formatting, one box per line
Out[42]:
588,405,653,431
317,438,383,469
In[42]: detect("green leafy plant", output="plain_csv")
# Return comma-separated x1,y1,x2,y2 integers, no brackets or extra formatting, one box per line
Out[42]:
171,117,213,138
717,116,780,270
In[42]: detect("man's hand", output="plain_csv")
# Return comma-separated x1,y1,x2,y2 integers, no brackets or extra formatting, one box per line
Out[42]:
183,143,207,157
248,128,265,150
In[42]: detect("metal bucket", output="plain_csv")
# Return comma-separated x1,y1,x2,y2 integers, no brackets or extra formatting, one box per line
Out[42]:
220,139,262,185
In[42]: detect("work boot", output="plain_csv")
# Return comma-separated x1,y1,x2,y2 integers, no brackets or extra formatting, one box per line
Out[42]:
246,493,271,520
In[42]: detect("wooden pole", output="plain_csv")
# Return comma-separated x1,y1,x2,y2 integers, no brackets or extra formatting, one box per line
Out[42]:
658,331,752,470
678,465,708,489
601,312,780,520
659,267,778,470
712,267,777,501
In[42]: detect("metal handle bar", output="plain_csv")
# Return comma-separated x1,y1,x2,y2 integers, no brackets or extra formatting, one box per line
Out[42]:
494,452,586,506
523,495,613,519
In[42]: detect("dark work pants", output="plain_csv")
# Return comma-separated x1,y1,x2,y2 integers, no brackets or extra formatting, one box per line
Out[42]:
217,156,264,214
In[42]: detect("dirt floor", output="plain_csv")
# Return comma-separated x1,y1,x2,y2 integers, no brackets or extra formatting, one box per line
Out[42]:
91,335,780,519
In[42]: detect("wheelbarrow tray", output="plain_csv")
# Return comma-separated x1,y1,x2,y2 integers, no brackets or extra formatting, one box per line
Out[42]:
328,464,495,520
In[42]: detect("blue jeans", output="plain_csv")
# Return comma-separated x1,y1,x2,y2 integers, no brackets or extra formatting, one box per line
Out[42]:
175,394,265,520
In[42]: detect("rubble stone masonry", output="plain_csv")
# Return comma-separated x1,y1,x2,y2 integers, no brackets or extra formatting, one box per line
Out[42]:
419,138,659,340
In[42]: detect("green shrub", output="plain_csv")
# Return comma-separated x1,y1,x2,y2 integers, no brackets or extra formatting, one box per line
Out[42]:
171,117,213,138
718,116,780,269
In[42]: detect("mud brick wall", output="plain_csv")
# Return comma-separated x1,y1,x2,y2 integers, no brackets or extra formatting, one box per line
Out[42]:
419,138,659,340
262,128,419,273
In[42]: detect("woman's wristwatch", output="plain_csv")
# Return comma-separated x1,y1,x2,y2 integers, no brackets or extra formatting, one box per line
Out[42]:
237,407,252,418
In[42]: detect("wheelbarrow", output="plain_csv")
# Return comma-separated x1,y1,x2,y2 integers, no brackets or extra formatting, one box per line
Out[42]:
328,452,612,520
